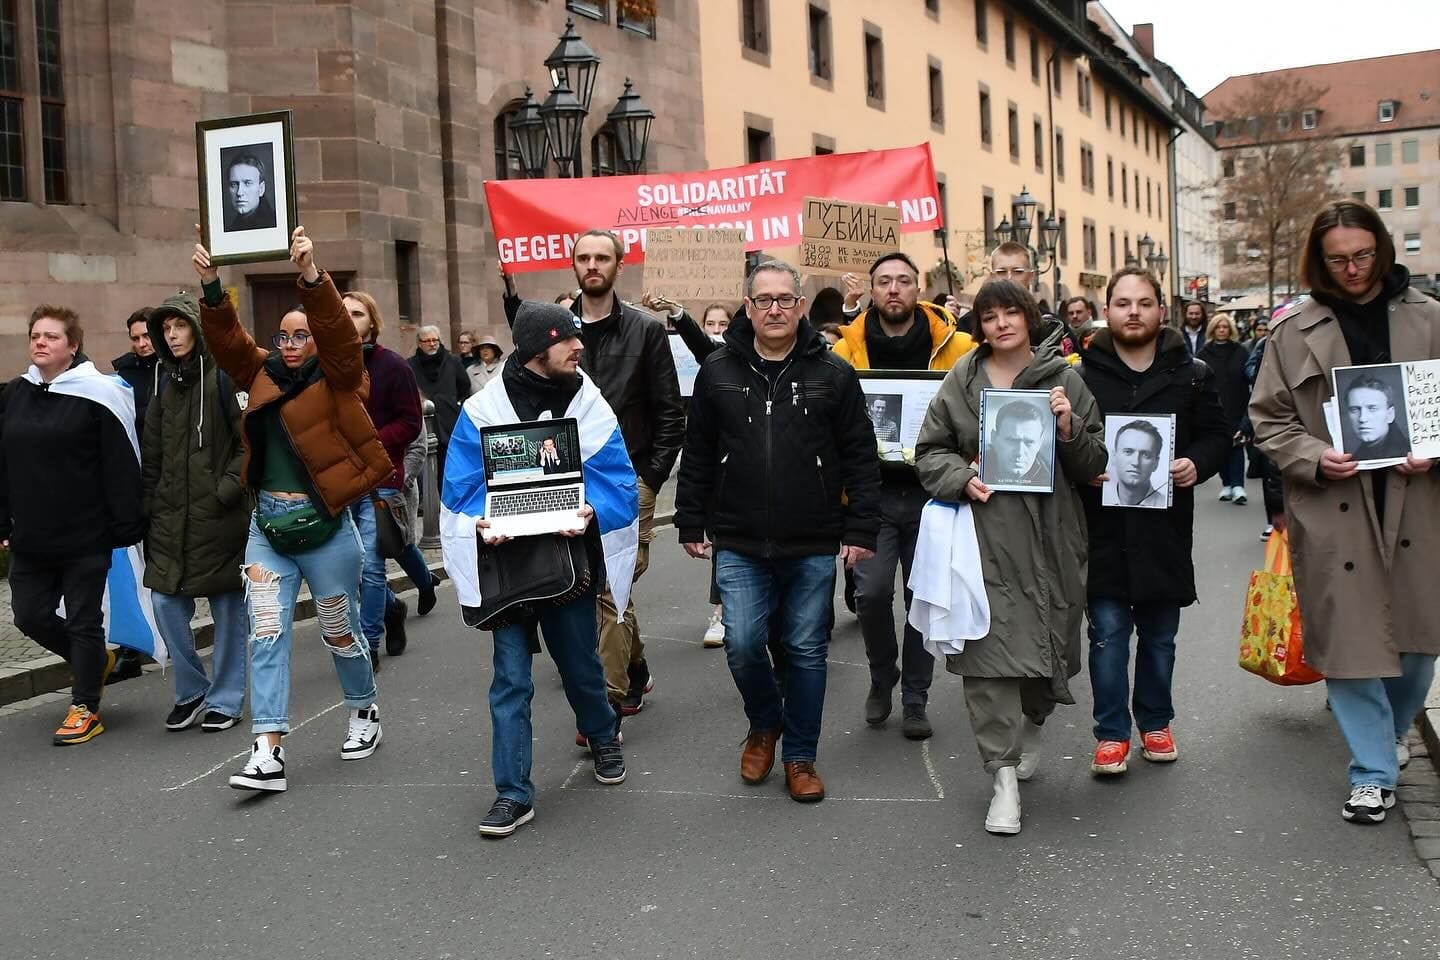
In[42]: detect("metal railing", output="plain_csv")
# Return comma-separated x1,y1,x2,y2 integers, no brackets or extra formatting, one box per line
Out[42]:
420,400,440,549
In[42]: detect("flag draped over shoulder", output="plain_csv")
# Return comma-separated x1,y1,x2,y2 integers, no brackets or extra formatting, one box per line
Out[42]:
440,370,640,617
24,361,167,665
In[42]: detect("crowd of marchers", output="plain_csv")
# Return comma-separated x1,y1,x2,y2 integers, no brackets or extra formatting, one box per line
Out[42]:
1,198,1435,839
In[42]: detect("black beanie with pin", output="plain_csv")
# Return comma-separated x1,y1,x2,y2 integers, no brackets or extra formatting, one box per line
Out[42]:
511,300,583,364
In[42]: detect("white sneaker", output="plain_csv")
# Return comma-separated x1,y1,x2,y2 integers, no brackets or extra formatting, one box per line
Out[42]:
229,738,287,792
1218,487,1234,502
1233,486,1248,504
1342,784,1394,824
341,704,382,760
985,767,1022,835
702,611,725,648
1016,719,1043,781
1397,737,1411,770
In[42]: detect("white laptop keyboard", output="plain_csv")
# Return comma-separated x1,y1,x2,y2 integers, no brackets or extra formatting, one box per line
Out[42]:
489,486,582,517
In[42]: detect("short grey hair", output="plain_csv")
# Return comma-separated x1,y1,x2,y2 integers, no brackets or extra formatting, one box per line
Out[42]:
746,259,803,297
417,324,440,340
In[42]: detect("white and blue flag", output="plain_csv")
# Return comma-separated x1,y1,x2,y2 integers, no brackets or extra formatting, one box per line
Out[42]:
440,371,640,615
25,361,167,665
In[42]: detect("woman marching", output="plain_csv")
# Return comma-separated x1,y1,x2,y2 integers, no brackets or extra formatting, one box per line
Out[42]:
143,293,250,733
194,226,395,793
1196,314,1251,504
1251,199,1440,824
915,280,1107,834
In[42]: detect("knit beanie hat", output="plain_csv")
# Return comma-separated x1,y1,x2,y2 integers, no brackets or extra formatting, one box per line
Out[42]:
512,300,582,363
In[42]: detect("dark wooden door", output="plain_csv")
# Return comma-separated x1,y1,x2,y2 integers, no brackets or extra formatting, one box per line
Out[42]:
246,273,351,348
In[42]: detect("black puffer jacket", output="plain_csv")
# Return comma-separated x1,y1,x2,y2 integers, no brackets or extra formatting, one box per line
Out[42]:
571,296,685,493
676,310,881,558
142,295,248,597
1079,328,1232,606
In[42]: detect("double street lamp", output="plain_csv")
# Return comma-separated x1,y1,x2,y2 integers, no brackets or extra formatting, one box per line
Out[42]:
511,18,657,179
994,185,1061,292
1137,232,1170,281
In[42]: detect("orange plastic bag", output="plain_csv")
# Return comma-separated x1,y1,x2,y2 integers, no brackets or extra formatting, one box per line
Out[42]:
1238,530,1324,686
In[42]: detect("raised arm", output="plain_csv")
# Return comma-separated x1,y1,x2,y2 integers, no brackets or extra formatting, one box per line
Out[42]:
290,228,365,393
193,228,267,389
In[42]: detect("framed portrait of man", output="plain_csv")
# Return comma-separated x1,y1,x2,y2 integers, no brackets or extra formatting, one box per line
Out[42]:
978,388,1056,493
857,370,945,464
195,111,297,266
1331,362,1411,469
1102,414,1175,509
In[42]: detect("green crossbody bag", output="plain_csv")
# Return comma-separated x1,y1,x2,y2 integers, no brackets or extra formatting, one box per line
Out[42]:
257,503,344,555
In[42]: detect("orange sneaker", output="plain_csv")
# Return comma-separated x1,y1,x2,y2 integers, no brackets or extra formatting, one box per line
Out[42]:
1091,739,1129,775
1141,727,1178,762
53,705,104,746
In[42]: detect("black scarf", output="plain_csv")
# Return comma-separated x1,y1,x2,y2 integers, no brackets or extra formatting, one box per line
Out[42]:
502,358,581,422
864,308,932,370
263,352,322,402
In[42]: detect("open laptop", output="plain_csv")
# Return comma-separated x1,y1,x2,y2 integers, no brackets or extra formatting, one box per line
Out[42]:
479,418,586,538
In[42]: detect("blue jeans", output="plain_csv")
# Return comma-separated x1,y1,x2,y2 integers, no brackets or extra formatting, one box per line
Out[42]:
716,550,836,763
1326,653,1437,789
1087,597,1181,742
348,489,395,654
246,492,376,735
395,542,433,598
1219,445,1246,488
490,590,615,805
153,590,247,717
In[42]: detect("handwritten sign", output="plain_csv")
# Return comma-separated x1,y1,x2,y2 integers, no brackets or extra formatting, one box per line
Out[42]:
1404,359,1440,459
800,196,902,276
642,227,747,303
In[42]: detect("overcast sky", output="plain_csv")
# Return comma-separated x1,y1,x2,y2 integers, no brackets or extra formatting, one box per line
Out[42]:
1098,1,1440,98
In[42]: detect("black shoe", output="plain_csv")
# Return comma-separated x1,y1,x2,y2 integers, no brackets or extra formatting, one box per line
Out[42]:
588,736,627,784
385,598,409,656
901,703,933,740
417,577,438,617
620,659,653,716
478,797,535,838
865,682,892,726
109,648,145,683
201,711,239,733
165,696,206,731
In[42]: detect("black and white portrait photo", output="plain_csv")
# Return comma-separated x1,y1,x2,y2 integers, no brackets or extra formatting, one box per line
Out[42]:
1333,363,1411,466
1102,414,1175,510
979,388,1056,493
219,143,277,232
196,111,297,266
867,393,903,446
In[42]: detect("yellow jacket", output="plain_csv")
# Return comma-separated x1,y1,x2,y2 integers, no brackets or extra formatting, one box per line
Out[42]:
833,301,975,371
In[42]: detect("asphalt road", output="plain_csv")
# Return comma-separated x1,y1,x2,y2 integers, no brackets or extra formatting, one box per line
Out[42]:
3,480,1438,960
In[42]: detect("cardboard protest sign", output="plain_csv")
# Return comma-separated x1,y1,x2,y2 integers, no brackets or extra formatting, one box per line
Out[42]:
483,144,940,272
643,228,747,303
799,197,903,276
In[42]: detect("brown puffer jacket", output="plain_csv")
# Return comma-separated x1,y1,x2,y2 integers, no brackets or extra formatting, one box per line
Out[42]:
200,273,393,517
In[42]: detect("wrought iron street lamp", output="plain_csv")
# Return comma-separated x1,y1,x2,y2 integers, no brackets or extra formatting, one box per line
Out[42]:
1149,245,1169,280
1040,212,1062,263
544,18,601,114
1137,233,1156,266
540,78,587,178
1011,186,1038,248
996,215,1013,244
509,86,550,179
606,77,655,175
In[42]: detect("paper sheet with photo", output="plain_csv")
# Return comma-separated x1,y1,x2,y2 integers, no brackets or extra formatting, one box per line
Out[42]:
857,372,945,464
1321,399,1402,470
1101,414,1175,509
1330,361,1422,470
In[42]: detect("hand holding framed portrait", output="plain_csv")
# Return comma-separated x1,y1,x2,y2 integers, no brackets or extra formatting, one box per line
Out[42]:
196,111,298,266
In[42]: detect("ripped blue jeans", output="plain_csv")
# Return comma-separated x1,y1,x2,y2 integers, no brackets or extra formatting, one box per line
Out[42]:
245,492,376,735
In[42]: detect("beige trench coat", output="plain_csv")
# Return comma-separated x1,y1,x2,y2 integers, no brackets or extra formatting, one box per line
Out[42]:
1249,287,1440,678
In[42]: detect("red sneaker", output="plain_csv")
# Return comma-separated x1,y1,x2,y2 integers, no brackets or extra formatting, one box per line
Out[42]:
1091,739,1130,775
1141,727,1178,762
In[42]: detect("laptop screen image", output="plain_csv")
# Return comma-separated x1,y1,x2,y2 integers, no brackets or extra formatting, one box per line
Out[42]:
480,419,583,486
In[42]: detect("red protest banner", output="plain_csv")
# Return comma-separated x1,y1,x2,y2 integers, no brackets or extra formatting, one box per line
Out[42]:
483,143,942,274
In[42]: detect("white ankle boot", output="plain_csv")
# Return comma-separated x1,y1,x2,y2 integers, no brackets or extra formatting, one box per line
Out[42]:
985,766,1022,835
1016,719,1043,781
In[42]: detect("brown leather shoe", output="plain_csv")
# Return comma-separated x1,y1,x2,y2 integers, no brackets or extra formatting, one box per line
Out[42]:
740,728,780,784
784,761,826,802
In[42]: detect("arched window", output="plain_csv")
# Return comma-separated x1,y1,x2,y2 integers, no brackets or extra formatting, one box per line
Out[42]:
590,129,616,177
493,100,527,180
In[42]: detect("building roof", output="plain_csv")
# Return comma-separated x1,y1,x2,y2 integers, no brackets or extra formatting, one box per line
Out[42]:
1204,49,1440,145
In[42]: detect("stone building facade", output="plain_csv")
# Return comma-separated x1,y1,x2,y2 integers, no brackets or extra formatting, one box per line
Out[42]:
0,0,705,373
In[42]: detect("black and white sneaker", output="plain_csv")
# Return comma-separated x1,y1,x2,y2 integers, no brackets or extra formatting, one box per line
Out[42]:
477,797,535,838
229,739,287,792
201,711,239,733
341,704,382,760
1342,784,1395,823
164,696,206,731
588,736,627,784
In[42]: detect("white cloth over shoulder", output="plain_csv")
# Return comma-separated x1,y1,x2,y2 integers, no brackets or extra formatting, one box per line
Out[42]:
907,499,989,660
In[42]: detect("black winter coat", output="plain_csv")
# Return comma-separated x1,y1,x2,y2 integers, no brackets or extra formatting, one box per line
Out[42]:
142,297,249,597
408,346,471,448
571,296,685,493
675,311,881,558
1196,338,1250,427
1079,328,1232,606
113,350,159,437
